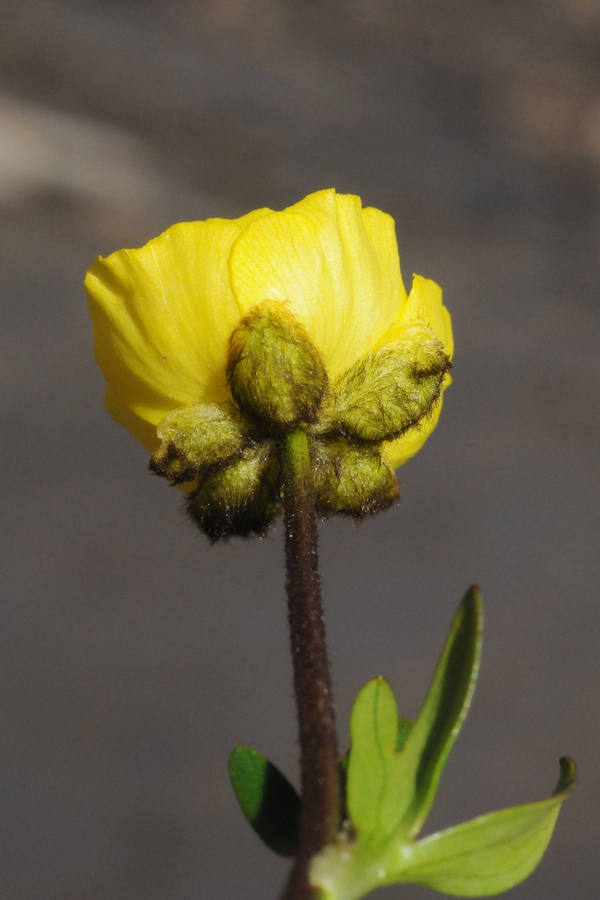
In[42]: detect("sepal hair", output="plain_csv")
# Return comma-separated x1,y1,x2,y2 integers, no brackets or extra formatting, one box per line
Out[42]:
186,443,282,542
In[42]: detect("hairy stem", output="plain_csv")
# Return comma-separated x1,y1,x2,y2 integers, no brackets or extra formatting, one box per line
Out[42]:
279,429,341,900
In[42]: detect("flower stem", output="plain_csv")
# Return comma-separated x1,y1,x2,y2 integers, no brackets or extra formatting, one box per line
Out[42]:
279,429,341,900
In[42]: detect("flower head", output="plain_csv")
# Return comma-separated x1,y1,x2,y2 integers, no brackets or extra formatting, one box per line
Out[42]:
86,189,453,538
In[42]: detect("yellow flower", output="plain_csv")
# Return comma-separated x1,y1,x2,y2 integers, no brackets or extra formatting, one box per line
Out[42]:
86,189,452,474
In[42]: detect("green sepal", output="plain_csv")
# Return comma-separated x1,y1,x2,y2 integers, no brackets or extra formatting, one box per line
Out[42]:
326,323,450,442
227,301,327,430
187,442,281,542
228,746,301,857
311,437,399,520
347,587,482,847
150,402,246,485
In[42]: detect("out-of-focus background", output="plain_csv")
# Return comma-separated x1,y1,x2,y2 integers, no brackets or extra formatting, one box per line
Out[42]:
0,2,598,898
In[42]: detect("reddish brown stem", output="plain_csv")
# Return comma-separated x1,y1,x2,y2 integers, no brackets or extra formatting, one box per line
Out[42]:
279,430,340,900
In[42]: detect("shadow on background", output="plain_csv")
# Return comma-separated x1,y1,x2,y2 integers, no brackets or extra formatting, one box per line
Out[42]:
0,2,598,898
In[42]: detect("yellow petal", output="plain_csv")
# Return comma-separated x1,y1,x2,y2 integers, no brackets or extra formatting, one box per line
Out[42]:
235,206,274,229
86,217,252,448
229,189,403,378
104,386,160,452
373,274,453,358
400,274,453,357
361,203,407,322
382,393,446,470
374,274,452,470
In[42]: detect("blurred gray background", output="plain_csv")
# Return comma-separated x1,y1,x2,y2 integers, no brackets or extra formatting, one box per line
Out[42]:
0,1,598,898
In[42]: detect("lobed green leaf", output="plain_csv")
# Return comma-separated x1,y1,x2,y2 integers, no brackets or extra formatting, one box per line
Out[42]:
311,759,576,900
347,587,482,848
311,590,576,900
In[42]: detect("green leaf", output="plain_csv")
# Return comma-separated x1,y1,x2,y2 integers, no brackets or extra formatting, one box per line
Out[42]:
340,718,413,827
228,745,301,856
311,759,576,900
347,587,482,847
397,585,483,838
311,590,576,900
392,757,578,896
346,676,399,845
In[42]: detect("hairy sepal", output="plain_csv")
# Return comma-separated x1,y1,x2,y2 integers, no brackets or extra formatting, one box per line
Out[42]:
150,402,246,485
227,301,328,430
328,323,451,443
187,442,281,541
312,437,399,520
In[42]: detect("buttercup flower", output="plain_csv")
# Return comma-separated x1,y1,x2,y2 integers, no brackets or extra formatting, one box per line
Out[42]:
86,189,453,539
